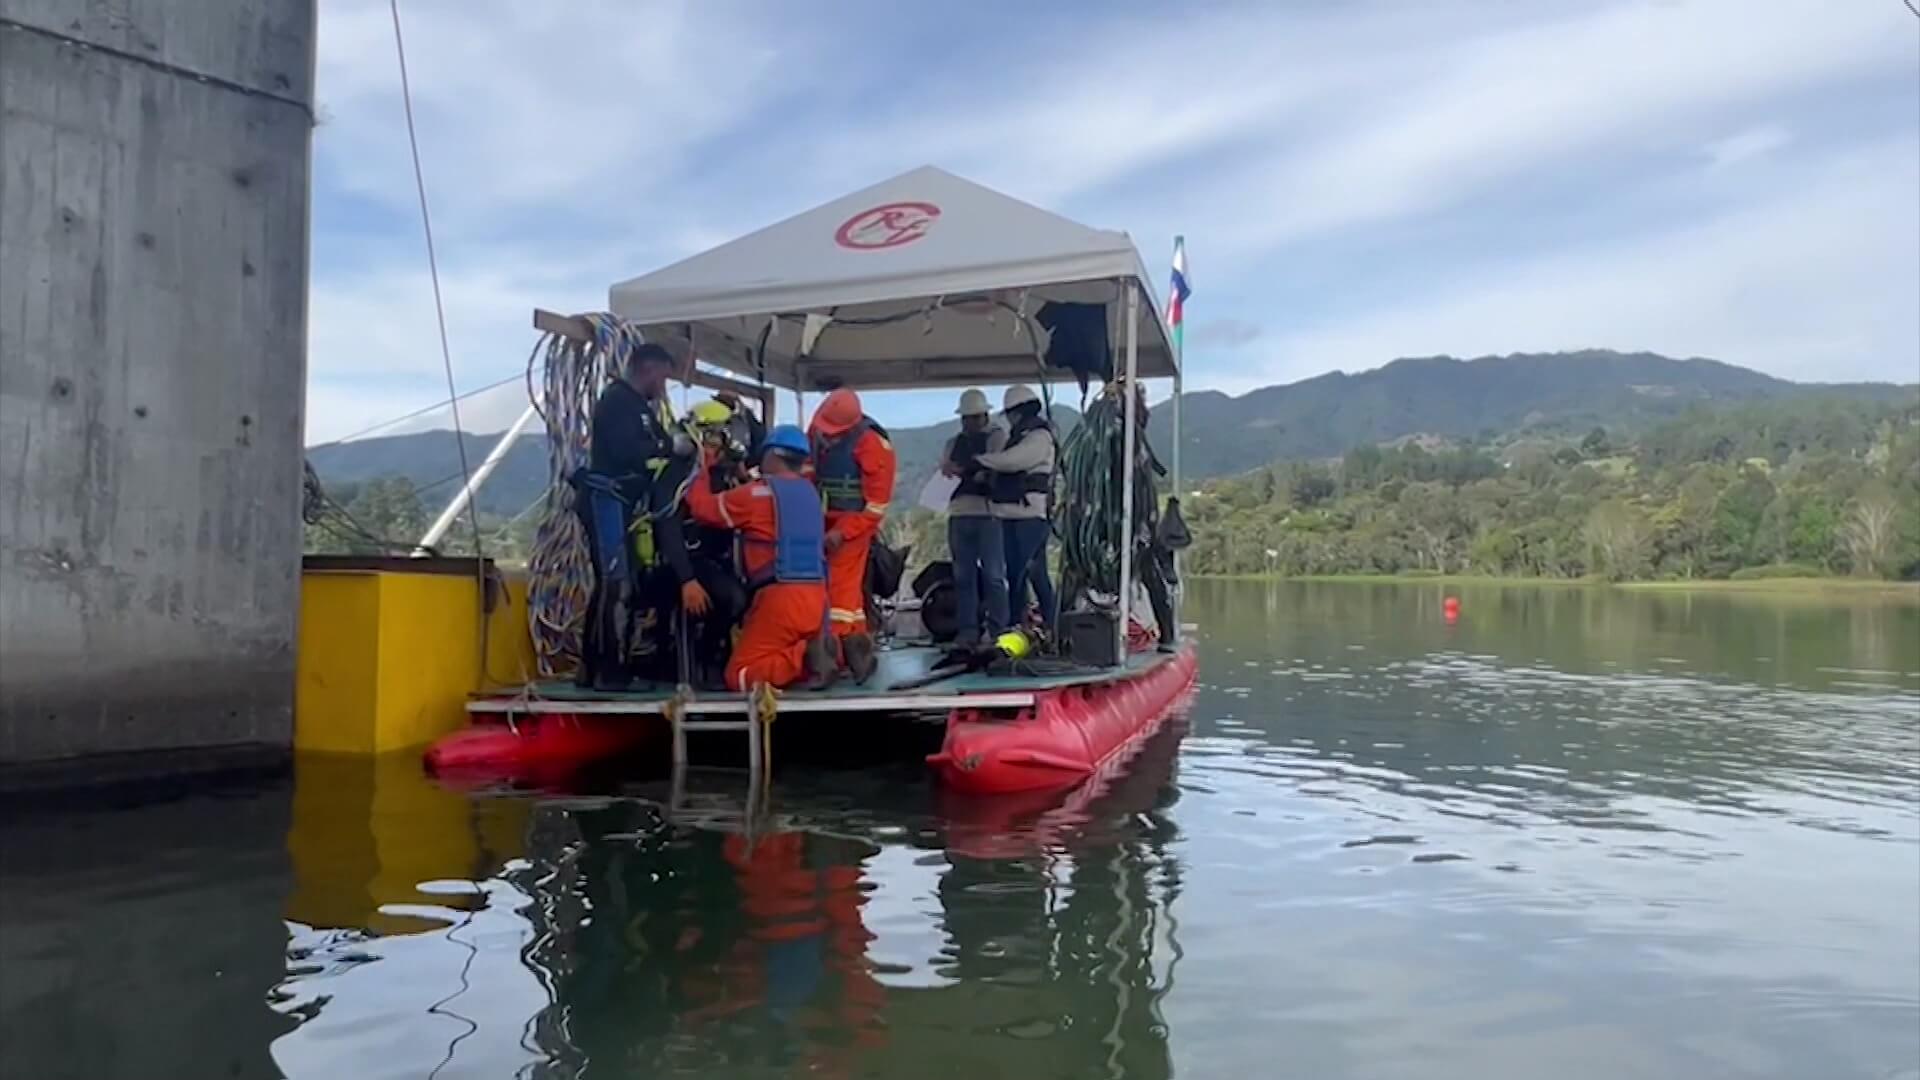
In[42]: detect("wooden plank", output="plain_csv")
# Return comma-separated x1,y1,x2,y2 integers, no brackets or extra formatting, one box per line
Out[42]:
533,307,591,339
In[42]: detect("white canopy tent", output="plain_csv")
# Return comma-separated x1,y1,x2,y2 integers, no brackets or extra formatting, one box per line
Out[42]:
607,166,1177,392
432,167,1185,660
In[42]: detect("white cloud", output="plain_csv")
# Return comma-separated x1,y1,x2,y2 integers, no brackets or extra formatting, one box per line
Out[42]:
1229,137,1920,392
303,0,1918,441
1703,125,1794,169
1184,0,1909,263
314,0,802,226
303,256,600,442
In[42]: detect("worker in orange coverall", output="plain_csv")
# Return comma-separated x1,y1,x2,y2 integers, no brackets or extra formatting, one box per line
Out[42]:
684,424,837,691
806,388,893,684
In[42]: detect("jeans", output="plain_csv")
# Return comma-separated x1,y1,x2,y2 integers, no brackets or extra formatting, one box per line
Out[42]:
948,514,1008,643
1003,517,1056,628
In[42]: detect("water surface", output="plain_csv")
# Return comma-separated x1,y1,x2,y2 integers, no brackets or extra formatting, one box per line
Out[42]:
2,580,1915,1079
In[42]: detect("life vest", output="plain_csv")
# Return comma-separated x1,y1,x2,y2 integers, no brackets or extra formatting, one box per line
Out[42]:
990,411,1053,505
812,417,886,514
948,429,993,500
742,476,827,587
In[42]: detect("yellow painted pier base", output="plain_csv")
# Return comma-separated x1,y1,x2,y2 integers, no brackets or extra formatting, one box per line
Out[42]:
284,751,531,935
296,557,537,754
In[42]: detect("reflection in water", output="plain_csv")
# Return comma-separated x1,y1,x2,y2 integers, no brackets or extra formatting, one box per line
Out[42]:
267,724,1187,1079
2,581,1915,1079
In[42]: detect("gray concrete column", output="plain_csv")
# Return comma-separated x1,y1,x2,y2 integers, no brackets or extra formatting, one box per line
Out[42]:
0,1,317,761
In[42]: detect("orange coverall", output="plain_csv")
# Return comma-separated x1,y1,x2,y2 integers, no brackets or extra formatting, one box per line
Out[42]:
812,425,895,639
684,464,828,691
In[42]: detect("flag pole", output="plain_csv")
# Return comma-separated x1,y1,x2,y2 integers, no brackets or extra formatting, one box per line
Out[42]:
1169,236,1187,634
1170,235,1185,513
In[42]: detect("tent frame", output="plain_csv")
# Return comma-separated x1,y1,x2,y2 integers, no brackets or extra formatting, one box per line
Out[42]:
424,283,1183,665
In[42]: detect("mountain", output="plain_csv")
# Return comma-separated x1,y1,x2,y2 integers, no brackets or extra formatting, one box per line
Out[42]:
1160,350,1904,480
307,350,1912,512
306,429,553,516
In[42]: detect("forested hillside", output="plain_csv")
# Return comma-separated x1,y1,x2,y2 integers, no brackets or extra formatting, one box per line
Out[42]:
305,352,1917,577
307,350,1908,517
1181,396,1920,581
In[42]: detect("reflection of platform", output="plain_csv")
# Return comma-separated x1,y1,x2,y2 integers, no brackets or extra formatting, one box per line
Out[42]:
467,645,1175,717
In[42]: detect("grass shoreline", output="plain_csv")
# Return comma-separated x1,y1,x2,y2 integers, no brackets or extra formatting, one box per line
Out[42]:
1188,572,1919,597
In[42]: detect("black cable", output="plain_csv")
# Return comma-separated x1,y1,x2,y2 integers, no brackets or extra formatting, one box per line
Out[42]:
389,0,483,561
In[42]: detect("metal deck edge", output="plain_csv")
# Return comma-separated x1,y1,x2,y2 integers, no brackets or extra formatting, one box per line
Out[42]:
466,690,1036,717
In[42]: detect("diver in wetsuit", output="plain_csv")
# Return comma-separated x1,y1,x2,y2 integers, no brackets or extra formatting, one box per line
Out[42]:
575,343,707,689
678,396,764,688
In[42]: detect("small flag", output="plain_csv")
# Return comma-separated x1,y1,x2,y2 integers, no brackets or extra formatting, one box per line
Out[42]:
1169,235,1191,355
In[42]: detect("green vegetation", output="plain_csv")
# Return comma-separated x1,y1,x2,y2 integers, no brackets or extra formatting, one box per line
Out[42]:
1184,397,1920,583
308,351,1910,518
304,476,539,563
305,354,1918,584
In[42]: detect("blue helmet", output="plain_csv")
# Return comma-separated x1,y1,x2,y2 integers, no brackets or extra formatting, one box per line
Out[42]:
762,424,811,459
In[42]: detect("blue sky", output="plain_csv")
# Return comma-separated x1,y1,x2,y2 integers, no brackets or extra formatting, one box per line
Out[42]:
305,0,1919,444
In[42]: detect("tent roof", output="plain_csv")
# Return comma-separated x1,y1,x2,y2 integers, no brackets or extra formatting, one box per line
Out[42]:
607,166,1175,392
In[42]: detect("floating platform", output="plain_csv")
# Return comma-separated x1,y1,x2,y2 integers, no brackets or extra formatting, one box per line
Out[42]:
433,641,1198,797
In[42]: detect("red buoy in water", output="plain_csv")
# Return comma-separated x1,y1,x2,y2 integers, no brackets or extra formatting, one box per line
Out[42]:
1443,596,1461,624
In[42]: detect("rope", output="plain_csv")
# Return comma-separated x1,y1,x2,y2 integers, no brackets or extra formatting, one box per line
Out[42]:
387,0,481,559
523,314,648,677
752,682,779,786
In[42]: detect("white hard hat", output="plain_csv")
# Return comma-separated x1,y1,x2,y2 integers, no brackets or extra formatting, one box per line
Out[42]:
955,388,991,416
1002,384,1039,411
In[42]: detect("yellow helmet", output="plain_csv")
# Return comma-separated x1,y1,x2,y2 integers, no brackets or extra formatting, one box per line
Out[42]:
688,398,734,428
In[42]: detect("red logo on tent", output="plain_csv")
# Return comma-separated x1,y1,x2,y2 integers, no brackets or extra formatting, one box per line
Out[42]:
835,202,940,250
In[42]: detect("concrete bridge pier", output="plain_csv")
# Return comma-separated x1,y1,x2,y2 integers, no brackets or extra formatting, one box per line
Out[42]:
0,1,317,763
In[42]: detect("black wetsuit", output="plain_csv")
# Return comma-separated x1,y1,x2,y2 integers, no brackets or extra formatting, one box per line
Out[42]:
579,381,696,686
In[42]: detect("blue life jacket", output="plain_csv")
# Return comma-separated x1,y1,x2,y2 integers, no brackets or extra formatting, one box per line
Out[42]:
812,417,886,514
746,476,827,586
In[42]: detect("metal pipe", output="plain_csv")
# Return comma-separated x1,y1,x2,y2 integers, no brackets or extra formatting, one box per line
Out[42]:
1170,238,1185,630
1117,281,1140,665
416,402,540,553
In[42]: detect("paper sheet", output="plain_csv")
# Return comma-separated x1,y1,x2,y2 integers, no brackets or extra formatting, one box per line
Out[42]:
918,471,960,512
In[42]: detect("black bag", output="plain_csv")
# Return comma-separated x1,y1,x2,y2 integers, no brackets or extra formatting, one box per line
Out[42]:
1157,496,1192,551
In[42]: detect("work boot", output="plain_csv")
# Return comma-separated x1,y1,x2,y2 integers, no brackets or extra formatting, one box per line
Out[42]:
803,633,839,691
842,632,878,686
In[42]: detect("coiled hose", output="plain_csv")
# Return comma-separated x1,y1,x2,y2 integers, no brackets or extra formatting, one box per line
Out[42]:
1054,384,1161,618
523,314,649,677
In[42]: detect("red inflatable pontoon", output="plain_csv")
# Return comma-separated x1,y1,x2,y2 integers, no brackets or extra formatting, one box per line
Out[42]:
930,643,1197,796
424,713,657,786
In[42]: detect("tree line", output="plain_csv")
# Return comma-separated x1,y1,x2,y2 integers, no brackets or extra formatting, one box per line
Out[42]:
1180,396,1920,581
304,476,539,561
308,395,1920,584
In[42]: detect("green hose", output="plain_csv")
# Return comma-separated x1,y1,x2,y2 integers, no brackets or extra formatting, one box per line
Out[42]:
1054,387,1155,608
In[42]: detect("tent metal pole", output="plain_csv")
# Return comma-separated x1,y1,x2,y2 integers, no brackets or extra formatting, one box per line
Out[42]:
1117,280,1139,665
